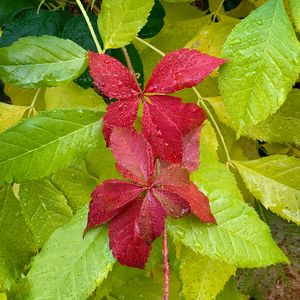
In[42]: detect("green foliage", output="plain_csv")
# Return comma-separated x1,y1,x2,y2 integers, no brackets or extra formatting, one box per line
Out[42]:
0,36,87,88
0,109,102,184
216,279,246,300
219,0,300,136
98,0,155,49
26,207,115,300
289,0,300,32
233,155,300,224
0,103,28,132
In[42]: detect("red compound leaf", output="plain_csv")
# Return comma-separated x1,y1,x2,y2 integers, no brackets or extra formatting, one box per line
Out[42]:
145,49,226,93
103,99,139,144
87,180,144,228
110,127,155,185
88,51,139,100
136,191,166,244
109,199,151,269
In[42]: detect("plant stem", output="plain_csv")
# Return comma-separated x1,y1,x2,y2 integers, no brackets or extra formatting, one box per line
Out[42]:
85,0,100,13
135,37,232,163
212,0,225,22
163,226,169,300
75,0,102,53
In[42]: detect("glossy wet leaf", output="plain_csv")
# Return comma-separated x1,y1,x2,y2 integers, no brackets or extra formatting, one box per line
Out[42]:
0,103,28,132
168,122,288,267
0,36,87,88
0,109,102,184
219,0,300,135
26,207,115,300
19,178,73,248
176,243,236,300
98,0,155,49
233,155,300,224
0,9,72,47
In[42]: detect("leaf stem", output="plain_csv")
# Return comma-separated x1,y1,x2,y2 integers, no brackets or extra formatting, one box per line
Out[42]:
212,0,225,22
163,226,169,300
75,0,102,53
135,37,231,163
30,88,41,109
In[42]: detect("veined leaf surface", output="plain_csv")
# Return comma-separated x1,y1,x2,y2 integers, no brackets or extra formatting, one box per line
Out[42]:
0,103,28,132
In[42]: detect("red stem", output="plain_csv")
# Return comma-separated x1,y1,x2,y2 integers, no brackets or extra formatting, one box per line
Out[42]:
163,226,169,300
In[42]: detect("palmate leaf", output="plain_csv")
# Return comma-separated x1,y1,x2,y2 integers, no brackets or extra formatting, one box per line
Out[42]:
219,0,300,136
26,207,115,300
176,242,236,300
0,109,102,184
19,178,73,248
0,185,36,291
168,122,288,268
0,36,87,88
98,0,155,49
0,103,28,132
233,155,300,224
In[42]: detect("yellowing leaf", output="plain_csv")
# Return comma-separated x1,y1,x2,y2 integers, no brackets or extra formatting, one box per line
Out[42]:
45,82,106,111
4,84,46,111
216,279,247,300
0,102,28,132
233,155,300,224
176,243,236,300
98,0,154,49
186,16,239,57
219,0,300,136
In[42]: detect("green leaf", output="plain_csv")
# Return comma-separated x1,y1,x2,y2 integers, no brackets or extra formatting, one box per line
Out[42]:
219,0,300,136
208,89,300,146
233,155,300,224
51,163,98,212
44,82,106,111
26,207,115,300
168,122,288,267
138,0,166,39
0,103,28,132
289,0,300,32
0,36,87,88
176,243,236,300
0,0,36,27
0,109,102,184
98,0,155,49
0,185,36,291
0,9,72,47
19,178,73,248
216,279,246,300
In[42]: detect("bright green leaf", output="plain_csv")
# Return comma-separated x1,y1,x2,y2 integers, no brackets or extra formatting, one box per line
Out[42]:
168,122,288,267
289,0,300,32
176,243,236,300
26,207,115,300
219,0,300,136
0,109,102,184
0,36,87,88
98,0,154,49
0,185,36,291
51,163,98,212
19,178,73,248
0,103,28,132
45,82,106,111
233,155,300,224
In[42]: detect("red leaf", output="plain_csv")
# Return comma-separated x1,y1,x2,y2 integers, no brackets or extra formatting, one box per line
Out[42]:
136,191,166,244
152,188,191,218
87,180,144,228
142,100,183,163
88,51,139,100
103,99,139,145
109,199,151,269
145,49,226,93
166,183,216,224
110,127,155,185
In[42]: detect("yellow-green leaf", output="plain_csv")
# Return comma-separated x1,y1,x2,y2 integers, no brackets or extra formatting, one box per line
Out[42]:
0,103,28,132
45,82,106,111
98,0,154,49
289,0,300,32
233,155,300,224
219,0,300,136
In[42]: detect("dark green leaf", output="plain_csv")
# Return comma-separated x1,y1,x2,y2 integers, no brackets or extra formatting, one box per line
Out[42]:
0,9,72,47
138,0,166,38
